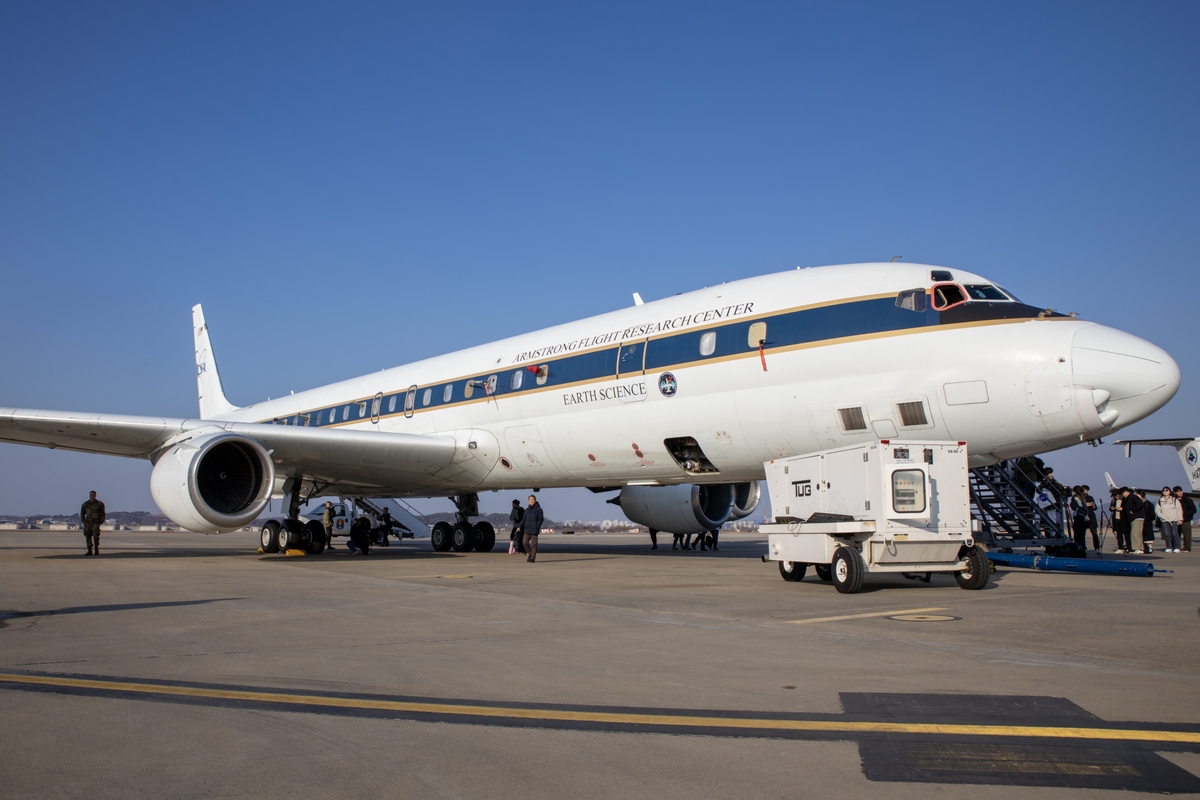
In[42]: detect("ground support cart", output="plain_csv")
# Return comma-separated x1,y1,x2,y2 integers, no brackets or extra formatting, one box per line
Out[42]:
760,440,990,594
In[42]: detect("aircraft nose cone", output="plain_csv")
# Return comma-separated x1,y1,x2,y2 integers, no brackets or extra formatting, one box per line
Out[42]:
1071,324,1180,429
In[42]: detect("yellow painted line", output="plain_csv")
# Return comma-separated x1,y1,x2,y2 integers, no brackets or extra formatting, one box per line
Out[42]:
1,673,1198,744
787,607,948,625
389,574,491,580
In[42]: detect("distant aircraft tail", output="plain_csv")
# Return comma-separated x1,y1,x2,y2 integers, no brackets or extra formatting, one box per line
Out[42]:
1177,439,1200,492
192,304,238,420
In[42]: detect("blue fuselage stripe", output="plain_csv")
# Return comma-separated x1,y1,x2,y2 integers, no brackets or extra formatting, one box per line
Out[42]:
266,297,1017,427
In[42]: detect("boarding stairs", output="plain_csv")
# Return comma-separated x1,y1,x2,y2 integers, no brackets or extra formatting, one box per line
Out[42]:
969,459,1073,552
353,497,433,539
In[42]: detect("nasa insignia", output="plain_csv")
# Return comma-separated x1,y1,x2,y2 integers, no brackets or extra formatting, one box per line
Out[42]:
1187,445,1199,467
658,372,678,397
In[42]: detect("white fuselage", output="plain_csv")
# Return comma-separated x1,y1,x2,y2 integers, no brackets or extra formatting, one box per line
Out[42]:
212,263,1180,495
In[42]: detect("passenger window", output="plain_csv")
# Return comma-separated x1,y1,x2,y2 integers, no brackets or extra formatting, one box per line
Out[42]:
510,370,523,390
405,391,415,412
699,331,717,357
838,407,868,432
388,396,397,413
486,375,498,394
931,283,967,310
422,388,432,406
535,365,548,386
747,321,767,348
895,289,928,313
315,411,323,425
897,401,929,427
342,405,350,421
443,384,453,403
464,381,474,399
358,403,366,418
892,469,927,513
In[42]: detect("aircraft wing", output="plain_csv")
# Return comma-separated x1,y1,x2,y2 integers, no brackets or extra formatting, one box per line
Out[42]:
1113,438,1197,447
0,407,186,457
0,407,462,495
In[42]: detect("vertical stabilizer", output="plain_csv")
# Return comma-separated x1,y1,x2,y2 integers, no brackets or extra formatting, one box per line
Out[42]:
1177,440,1200,492
192,304,238,420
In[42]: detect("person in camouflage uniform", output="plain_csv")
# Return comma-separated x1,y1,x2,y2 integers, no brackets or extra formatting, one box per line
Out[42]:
322,501,335,548
80,490,106,556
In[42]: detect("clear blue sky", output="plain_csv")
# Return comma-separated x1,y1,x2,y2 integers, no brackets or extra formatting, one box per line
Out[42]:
1,2,1196,520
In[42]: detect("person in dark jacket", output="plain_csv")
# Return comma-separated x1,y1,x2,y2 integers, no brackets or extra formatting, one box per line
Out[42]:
347,516,372,555
376,508,393,547
1080,485,1099,551
1178,488,1195,552
1136,489,1156,553
522,495,544,562
1070,486,1089,550
1111,487,1139,554
509,499,526,554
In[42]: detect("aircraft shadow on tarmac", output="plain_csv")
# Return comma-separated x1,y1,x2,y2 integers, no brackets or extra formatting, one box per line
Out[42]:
0,598,243,629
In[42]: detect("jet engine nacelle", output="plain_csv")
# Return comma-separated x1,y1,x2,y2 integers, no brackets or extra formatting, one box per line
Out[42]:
150,433,275,534
729,481,762,520
618,483,736,535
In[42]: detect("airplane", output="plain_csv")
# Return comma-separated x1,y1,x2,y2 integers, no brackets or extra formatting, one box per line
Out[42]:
0,262,1182,556
1114,438,1200,494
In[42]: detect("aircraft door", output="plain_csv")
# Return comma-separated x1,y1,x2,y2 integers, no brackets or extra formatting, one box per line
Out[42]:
616,338,648,403
405,385,417,419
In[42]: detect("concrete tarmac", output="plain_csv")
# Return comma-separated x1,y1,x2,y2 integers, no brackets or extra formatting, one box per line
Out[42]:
2,528,1199,798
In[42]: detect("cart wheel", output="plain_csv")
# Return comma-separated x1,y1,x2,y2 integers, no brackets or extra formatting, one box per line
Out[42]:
778,560,807,582
814,564,832,582
955,546,990,590
831,546,864,594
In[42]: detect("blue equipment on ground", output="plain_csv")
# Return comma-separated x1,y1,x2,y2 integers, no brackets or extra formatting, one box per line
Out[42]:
986,551,1166,578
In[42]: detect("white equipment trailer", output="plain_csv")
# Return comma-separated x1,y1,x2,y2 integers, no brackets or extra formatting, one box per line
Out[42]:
760,440,990,594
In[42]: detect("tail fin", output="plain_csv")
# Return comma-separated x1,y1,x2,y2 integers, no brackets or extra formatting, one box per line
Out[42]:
192,304,238,420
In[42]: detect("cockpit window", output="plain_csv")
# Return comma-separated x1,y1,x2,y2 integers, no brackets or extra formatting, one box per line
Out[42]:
895,289,928,313
964,284,1011,301
996,284,1021,302
931,283,967,310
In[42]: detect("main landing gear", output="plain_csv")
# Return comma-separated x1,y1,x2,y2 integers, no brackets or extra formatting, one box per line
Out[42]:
430,493,496,554
259,475,328,556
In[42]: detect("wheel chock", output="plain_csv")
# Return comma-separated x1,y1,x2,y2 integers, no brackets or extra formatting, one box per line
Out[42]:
256,548,265,554
285,549,307,556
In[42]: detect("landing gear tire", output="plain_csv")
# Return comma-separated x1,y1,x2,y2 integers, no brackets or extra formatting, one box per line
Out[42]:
451,521,476,552
275,523,291,552
261,521,280,554
277,519,309,552
430,521,453,552
831,546,864,594
955,545,991,590
473,521,496,552
779,560,807,581
815,564,832,582
306,521,326,555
